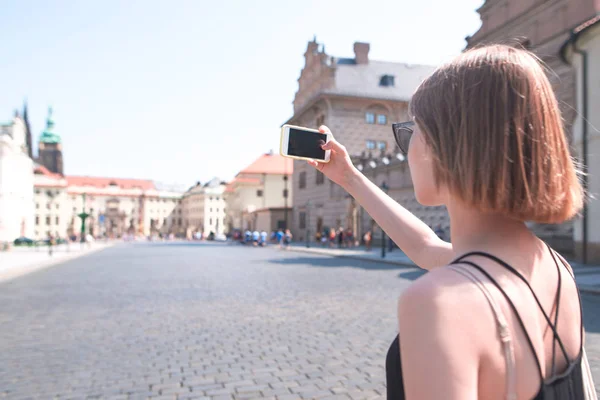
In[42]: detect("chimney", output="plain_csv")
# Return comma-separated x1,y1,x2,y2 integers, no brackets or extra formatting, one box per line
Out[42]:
306,37,319,56
353,42,370,64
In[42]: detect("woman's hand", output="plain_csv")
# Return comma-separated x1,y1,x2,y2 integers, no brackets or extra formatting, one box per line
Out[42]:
307,125,358,189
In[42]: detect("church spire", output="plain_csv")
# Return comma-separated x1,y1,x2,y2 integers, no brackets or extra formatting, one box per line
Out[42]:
39,106,61,144
22,100,33,158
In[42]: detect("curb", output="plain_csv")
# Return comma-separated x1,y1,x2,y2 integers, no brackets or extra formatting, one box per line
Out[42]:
578,285,600,296
288,246,417,268
0,244,115,283
288,246,600,295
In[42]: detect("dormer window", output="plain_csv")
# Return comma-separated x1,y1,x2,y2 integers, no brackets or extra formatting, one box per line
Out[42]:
379,75,395,87
109,181,118,187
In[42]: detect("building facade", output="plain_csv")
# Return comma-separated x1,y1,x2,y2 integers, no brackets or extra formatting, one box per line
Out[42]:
287,39,435,242
181,178,227,238
37,107,64,175
0,115,34,243
225,153,293,233
467,0,600,261
563,15,600,263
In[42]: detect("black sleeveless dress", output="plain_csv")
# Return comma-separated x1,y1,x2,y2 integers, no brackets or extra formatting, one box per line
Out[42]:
385,247,586,399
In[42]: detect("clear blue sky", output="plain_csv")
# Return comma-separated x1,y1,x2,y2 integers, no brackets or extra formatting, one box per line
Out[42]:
0,0,483,187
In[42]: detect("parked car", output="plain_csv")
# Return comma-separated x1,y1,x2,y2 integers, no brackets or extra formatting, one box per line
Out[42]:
14,237,35,246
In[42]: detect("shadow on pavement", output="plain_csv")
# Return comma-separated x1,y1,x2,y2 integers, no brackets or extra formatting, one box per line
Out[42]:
397,269,427,281
266,256,408,271
582,293,600,334
130,242,229,248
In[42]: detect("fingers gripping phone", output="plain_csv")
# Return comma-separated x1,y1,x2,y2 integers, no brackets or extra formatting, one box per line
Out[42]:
280,124,332,163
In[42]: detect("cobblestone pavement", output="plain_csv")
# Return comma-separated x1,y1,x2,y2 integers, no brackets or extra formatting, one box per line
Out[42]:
0,242,598,399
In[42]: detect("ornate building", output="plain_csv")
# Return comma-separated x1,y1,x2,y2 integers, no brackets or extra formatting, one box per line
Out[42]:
181,178,227,238
225,152,293,233
37,107,64,175
467,0,600,261
0,113,34,243
286,39,435,242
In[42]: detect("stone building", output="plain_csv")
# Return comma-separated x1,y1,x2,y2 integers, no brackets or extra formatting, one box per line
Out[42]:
286,39,434,242
225,153,293,233
0,113,34,243
181,178,227,238
37,107,64,175
467,0,600,261
33,165,69,240
562,14,600,263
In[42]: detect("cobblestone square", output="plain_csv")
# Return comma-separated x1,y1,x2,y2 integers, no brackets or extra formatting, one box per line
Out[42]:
1,242,599,399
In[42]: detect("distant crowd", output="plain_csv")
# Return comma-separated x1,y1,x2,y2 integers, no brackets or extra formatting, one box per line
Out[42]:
232,229,293,248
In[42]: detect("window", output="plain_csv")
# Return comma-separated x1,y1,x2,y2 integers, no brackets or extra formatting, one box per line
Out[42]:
316,115,325,127
209,218,212,225
35,216,39,225
299,212,306,229
316,170,325,185
377,114,387,125
257,190,263,197
277,220,286,229
36,203,39,209
366,140,376,150
55,216,59,225
90,208,94,214
377,141,387,151
216,208,219,213
299,171,307,189
35,190,40,195
46,216,51,225
178,218,182,226
46,203,51,210
379,75,395,87
56,203,60,209
365,112,375,124
283,189,289,198
73,207,77,212
163,218,167,226
209,197,213,201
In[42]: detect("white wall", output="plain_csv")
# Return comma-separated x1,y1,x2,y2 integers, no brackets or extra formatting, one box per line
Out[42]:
0,118,34,243
570,25,600,263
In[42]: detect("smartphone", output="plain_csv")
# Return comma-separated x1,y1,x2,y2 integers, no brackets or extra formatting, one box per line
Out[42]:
280,124,331,163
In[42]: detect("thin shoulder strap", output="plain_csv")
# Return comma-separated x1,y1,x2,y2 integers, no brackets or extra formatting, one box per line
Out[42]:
448,264,517,400
552,250,585,354
454,260,545,381
453,251,571,363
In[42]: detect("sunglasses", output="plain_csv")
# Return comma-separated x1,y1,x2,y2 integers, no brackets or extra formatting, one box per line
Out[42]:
391,121,415,155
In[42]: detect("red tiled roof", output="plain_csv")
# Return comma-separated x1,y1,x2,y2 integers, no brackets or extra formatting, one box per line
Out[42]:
239,153,293,175
34,165,64,180
66,176,155,190
235,177,261,184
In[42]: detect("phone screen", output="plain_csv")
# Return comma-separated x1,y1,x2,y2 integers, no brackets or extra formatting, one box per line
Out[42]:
287,128,327,159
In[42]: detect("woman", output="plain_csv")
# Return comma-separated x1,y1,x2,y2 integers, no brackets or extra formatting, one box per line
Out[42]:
308,45,592,399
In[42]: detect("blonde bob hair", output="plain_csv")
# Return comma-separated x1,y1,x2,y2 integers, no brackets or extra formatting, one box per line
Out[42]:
409,44,583,224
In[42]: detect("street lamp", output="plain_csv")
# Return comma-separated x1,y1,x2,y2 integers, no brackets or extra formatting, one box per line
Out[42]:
380,182,389,258
305,199,312,248
78,193,90,243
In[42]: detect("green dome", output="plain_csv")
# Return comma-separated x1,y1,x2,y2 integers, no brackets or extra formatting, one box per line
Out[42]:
39,106,61,144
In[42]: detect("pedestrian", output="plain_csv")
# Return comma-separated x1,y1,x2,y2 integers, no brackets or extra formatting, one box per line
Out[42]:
260,230,268,247
306,45,593,399
345,228,354,248
328,228,336,248
274,229,283,248
363,230,372,251
47,232,54,256
337,228,344,248
283,229,292,249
